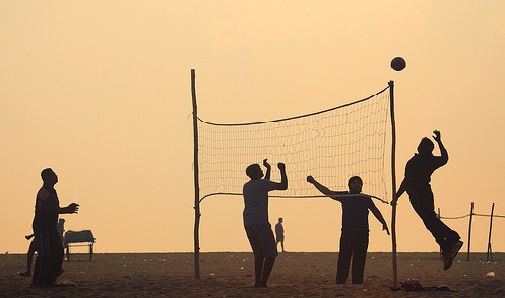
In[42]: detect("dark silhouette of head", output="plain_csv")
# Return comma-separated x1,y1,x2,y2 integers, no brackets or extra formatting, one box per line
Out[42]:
348,176,363,194
418,137,434,155
246,164,263,180
41,168,58,185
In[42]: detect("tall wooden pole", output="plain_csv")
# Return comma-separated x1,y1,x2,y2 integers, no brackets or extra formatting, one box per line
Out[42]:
466,202,474,261
486,203,495,262
389,80,399,290
191,69,201,279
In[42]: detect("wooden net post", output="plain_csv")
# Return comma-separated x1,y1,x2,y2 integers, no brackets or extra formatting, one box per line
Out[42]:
191,69,201,279
389,80,399,290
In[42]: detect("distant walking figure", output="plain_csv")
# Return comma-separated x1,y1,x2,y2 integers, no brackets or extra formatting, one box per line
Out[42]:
392,130,462,270
32,168,79,286
307,175,390,284
243,159,288,288
57,218,66,247
19,234,37,277
275,218,285,252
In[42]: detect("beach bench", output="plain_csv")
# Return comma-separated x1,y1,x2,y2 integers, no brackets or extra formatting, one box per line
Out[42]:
64,230,95,261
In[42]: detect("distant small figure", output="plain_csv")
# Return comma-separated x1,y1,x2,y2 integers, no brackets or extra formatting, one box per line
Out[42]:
18,234,37,277
307,175,390,284
57,218,66,247
243,159,288,288
32,168,79,287
392,130,462,270
275,218,285,252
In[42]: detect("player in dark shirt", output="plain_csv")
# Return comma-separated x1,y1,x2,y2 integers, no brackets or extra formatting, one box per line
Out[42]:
392,130,462,270
32,168,79,287
307,175,389,284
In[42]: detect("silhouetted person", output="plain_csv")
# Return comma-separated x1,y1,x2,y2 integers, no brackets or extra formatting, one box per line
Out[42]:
392,130,462,270
32,168,79,286
19,234,36,277
307,175,389,284
243,159,288,288
57,218,66,247
275,218,285,252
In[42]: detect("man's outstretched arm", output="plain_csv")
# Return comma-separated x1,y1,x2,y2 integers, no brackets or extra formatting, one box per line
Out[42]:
370,205,390,235
274,163,288,190
433,130,448,164
391,179,407,206
263,159,271,180
306,176,341,197
58,203,79,214
44,202,79,215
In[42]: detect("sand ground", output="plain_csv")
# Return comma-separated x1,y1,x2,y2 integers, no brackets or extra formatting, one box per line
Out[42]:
1,252,503,297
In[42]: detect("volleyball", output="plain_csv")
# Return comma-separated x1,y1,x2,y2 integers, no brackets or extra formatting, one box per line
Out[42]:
391,57,406,71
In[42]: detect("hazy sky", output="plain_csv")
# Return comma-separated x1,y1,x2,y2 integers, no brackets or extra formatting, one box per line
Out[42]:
1,1,504,254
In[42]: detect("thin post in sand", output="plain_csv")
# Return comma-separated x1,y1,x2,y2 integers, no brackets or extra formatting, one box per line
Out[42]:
487,203,495,262
388,80,399,290
191,69,201,279
467,202,474,261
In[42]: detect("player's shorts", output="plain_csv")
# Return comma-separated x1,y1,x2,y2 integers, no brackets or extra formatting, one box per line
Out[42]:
245,223,278,258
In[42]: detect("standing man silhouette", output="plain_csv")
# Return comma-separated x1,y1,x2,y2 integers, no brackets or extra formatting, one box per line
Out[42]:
275,218,285,252
243,159,288,288
307,175,390,284
32,168,79,286
392,130,462,270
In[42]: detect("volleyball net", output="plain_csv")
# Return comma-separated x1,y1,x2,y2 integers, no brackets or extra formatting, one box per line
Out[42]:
196,85,392,203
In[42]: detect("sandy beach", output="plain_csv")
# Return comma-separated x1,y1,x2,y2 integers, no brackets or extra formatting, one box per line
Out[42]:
1,252,503,297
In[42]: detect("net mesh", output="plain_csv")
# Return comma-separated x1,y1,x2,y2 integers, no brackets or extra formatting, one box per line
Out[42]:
196,86,391,202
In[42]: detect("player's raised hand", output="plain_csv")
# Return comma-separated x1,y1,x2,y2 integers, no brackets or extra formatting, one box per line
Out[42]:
277,162,286,171
433,130,442,142
263,159,271,168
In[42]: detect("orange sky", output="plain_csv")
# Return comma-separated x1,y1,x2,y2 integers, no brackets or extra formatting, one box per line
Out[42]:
1,1,504,254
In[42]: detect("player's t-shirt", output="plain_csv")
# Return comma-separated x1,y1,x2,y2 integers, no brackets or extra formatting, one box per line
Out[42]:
404,153,447,192
243,179,276,225
333,193,375,231
33,185,60,232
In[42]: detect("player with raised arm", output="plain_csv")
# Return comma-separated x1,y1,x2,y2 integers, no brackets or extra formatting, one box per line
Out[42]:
307,175,389,284
392,130,462,270
243,159,288,288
